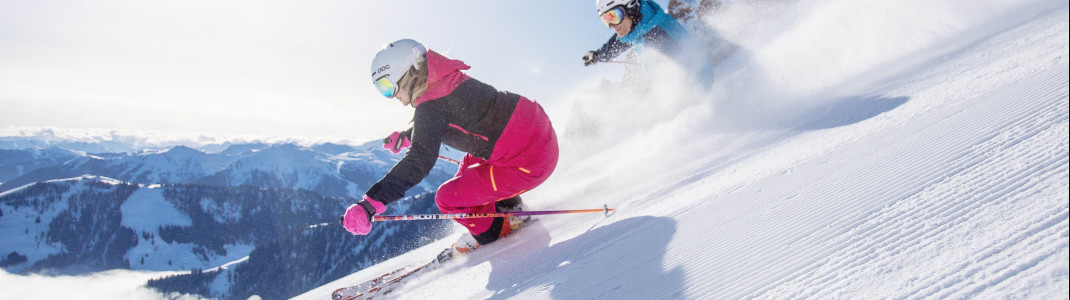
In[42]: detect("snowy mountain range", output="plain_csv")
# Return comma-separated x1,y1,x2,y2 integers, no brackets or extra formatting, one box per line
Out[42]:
0,140,456,198
0,139,459,298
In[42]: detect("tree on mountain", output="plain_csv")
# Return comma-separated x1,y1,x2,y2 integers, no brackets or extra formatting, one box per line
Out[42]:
0,251,28,267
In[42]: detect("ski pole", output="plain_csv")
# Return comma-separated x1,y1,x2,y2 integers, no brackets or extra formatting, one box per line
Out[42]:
373,204,615,221
436,155,460,165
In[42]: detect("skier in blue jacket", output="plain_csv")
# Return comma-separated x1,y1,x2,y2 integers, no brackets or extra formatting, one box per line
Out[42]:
583,0,714,83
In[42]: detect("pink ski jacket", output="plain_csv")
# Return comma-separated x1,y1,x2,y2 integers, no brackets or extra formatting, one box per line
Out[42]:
365,50,528,205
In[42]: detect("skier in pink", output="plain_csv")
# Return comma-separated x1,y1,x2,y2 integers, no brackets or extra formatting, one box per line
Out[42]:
341,39,559,252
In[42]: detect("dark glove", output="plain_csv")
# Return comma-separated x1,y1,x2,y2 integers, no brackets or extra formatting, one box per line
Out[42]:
382,129,412,154
583,51,600,66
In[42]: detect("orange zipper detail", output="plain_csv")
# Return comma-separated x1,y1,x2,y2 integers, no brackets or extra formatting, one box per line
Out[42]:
505,190,526,199
490,165,497,192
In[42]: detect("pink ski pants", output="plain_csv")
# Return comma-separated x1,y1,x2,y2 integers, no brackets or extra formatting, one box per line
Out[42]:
435,97,559,235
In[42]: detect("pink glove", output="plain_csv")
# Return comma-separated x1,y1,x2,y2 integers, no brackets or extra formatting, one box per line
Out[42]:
340,196,386,235
382,130,412,154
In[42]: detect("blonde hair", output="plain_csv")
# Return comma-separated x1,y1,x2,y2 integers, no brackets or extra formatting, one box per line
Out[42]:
398,57,428,104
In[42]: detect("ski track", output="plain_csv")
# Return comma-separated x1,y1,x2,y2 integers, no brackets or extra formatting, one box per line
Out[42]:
755,94,1068,298
682,66,1069,300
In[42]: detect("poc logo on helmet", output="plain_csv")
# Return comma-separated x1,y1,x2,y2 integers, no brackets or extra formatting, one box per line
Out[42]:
374,65,390,77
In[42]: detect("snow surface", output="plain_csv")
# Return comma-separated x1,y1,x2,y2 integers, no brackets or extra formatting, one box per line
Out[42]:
296,0,1069,299
121,186,192,231
121,186,253,272
119,185,255,272
0,181,75,272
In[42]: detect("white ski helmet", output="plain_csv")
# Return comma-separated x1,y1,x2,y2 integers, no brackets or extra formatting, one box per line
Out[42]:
596,0,639,15
370,39,427,98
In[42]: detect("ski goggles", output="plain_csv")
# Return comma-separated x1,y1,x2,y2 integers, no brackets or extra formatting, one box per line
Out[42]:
374,76,396,98
600,7,626,27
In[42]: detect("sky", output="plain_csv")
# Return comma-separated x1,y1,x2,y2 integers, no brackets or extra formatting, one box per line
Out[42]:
0,0,613,144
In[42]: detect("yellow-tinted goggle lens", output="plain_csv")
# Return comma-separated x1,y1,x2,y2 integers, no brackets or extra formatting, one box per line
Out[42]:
600,7,625,27
374,77,396,98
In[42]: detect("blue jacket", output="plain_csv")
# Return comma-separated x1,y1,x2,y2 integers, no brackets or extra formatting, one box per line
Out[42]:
593,0,689,64
592,0,715,84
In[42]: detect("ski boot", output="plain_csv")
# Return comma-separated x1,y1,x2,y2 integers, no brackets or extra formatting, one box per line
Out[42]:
442,196,529,259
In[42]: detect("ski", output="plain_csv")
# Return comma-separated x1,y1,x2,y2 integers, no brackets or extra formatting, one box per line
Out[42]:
330,266,408,300
333,218,541,299
341,247,460,300
332,204,612,299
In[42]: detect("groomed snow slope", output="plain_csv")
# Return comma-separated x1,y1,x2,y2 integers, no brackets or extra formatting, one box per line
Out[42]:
299,1,1068,299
